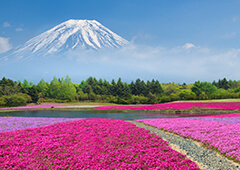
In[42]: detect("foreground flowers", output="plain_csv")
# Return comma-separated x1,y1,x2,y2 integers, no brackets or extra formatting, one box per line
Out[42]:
137,113,240,162
96,102,240,111
0,119,200,169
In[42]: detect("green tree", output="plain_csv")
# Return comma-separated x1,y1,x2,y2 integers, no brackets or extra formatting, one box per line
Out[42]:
110,79,117,96
102,80,110,95
198,92,209,100
163,83,181,96
48,76,61,99
179,89,196,100
57,76,76,101
37,79,49,97
153,80,163,94
191,81,217,97
27,85,39,103
130,79,148,96
0,77,21,96
149,79,163,94
214,78,230,90
78,80,86,92
116,78,124,97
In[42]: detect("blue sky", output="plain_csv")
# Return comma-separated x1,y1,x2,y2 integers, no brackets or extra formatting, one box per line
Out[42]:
1,0,240,83
1,0,240,48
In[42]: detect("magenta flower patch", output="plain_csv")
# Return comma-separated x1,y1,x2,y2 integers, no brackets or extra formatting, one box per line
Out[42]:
0,119,200,169
96,102,240,111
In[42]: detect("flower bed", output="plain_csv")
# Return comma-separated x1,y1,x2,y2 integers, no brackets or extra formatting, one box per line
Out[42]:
0,117,82,133
137,114,240,162
96,102,240,111
0,118,200,169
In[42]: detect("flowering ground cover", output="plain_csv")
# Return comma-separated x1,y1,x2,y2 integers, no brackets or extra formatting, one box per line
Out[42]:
0,117,82,133
137,113,240,162
96,102,240,111
0,104,71,110
0,118,200,169
184,113,240,124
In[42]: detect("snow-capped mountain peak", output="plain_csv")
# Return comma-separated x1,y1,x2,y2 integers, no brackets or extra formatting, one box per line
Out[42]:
11,19,129,58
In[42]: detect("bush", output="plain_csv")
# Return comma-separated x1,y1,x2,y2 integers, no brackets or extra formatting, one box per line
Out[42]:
198,92,209,100
160,96,171,103
4,93,31,107
129,95,150,104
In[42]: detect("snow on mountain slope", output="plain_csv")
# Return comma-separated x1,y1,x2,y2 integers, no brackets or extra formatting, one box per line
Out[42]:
8,19,129,59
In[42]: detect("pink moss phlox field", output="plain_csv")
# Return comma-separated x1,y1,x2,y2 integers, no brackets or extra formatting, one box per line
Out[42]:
0,104,71,110
95,102,240,111
137,115,240,161
0,117,83,133
203,113,240,118
185,113,240,124
0,119,200,169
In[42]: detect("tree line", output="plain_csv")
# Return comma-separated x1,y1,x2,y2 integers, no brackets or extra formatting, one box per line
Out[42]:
0,76,240,107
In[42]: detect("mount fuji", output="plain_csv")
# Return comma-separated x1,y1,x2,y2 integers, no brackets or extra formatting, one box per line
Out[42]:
0,19,136,82
3,19,129,60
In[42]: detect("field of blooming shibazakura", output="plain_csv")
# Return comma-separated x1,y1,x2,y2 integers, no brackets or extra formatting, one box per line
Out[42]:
0,117,201,169
96,102,240,111
137,113,240,163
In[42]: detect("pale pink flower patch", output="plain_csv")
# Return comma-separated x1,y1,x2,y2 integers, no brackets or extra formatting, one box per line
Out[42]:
137,114,240,162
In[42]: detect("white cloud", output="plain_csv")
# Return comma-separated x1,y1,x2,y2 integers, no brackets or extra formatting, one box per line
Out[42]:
16,28,23,32
221,32,236,39
63,42,240,82
3,22,11,27
182,43,196,49
3,41,240,82
131,33,154,43
0,37,12,53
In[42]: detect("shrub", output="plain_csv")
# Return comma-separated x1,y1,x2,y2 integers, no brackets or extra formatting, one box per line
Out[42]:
4,93,31,107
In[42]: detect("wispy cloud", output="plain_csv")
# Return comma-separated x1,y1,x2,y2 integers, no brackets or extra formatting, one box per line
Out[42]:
61,42,240,81
221,32,236,39
3,42,240,83
232,17,237,22
16,28,23,32
182,43,196,49
3,22,11,27
131,33,154,43
0,37,12,53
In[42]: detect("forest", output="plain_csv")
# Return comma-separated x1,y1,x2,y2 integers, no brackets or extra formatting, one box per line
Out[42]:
0,76,240,107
